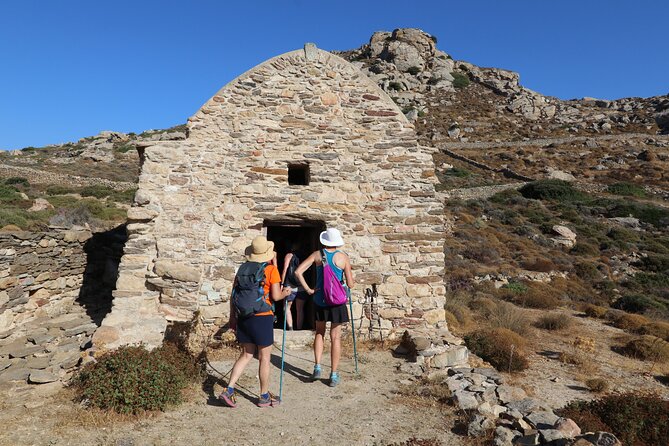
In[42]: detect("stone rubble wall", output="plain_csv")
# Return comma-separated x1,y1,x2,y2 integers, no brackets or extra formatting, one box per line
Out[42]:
94,46,449,350
0,227,125,384
399,330,622,446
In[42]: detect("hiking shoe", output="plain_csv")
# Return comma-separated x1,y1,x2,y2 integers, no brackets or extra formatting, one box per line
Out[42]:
329,372,340,387
310,364,322,381
218,387,237,408
257,392,281,407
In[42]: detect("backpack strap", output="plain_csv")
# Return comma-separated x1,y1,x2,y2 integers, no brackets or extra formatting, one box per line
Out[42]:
322,249,346,285
255,262,267,300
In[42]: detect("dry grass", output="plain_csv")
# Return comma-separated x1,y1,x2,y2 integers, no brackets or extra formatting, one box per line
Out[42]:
485,301,532,336
612,313,651,331
583,303,608,319
585,378,610,393
465,328,529,372
637,320,669,341
395,376,452,408
535,313,573,331
622,336,669,363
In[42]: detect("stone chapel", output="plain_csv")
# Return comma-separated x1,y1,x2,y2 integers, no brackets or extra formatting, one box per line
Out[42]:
92,44,447,350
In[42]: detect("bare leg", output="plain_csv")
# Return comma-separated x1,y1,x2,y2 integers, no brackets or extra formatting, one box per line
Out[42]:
330,323,342,373
227,343,256,388
295,298,305,330
257,344,272,394
314,320,326,366
286,300,294,328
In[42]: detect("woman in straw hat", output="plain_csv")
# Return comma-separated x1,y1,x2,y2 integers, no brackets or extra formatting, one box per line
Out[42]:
294,228,355,387
219,235,292,408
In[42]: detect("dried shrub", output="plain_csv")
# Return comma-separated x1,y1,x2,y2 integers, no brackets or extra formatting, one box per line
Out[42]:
465,328,529,372
486,301,531,336
557,394,669,446
574,261,600,280
535,313,573,331
612,312,650,331
468,296,498,317
585,378,609,393
73,344,200,414
583,304,608,319
637,320,669,341
521,258,556,273
621,335,669,362
443,302,474,331
516,285,560,309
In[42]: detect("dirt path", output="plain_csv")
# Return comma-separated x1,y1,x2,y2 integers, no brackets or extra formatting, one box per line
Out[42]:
0,347,468,446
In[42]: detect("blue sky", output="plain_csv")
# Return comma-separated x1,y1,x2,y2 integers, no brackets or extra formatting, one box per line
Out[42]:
1,0,667,150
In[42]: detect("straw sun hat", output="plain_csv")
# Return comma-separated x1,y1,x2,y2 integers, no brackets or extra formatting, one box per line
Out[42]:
246,236,275,263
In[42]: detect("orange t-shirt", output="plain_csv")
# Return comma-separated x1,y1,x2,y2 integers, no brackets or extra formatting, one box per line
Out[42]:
255,264,281,317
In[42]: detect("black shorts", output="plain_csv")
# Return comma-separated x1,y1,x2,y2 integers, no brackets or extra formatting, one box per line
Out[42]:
236,314,274,347
314,304,349,324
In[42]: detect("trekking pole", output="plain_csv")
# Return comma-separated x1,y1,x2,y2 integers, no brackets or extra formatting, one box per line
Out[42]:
347,288,359,374
279,297,287,401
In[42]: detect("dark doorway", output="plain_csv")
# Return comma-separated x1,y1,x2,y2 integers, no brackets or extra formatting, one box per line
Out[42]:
265,218,325,330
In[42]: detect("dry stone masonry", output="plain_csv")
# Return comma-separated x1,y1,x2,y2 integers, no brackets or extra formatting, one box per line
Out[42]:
0,227,125,384
93,44,448,350
398,330,622,446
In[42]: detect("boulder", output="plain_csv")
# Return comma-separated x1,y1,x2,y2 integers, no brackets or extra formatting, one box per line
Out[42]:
496,385,527,404
554,417,581,438
525,410,560,429
28,198,54,213
655,109,669,133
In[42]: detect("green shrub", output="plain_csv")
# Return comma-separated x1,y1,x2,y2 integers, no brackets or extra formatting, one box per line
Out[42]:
558,394,669,446
535,313,572,331
519,180,586,202
503,281,528,294
110,188,137,204
0,184,22,204
636,255,669,273
3,177,30,188
74,344,199,414
607,182,646,197
46,185,76,195
114,144,135,154
443,167,471,178
605,201,669,228
622,335,669,362
613,294,663,314
0,208,28,228
465,328,529,372
451,72,470,89
80,185,114,199
406,66,421,76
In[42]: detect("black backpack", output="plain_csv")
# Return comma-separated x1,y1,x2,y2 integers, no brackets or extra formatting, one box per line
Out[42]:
284,254,300,287
232,262,272,319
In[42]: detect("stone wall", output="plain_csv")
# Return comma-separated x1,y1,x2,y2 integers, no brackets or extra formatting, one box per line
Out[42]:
0,227,126,384
94,45,448,350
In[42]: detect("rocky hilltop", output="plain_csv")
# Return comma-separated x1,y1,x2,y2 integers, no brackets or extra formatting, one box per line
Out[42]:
337,28,668,136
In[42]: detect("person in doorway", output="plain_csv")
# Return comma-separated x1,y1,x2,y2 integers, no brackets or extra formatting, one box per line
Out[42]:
219,235,292,408
281,241,306,330
294,228,355,387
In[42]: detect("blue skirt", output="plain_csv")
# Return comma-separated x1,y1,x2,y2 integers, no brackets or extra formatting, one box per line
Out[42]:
236,314,274,347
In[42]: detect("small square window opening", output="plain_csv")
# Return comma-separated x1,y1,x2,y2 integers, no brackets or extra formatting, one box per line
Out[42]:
288,163,310,185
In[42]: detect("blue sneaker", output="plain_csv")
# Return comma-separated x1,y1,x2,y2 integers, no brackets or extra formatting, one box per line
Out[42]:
311,364,322,381
329,372,340,387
